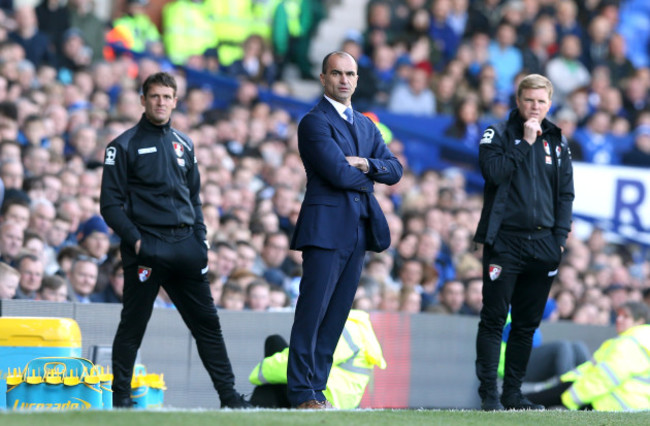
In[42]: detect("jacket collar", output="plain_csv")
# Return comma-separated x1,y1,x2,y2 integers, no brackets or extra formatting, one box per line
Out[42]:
138,113,171,132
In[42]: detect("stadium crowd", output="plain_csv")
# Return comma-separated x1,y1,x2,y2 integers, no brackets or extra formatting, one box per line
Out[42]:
0,0,649,330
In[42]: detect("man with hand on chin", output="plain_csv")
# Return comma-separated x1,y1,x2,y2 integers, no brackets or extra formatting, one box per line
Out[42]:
473,74,574,411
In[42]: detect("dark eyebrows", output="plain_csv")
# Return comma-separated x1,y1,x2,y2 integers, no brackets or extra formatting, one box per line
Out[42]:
329,68,357,76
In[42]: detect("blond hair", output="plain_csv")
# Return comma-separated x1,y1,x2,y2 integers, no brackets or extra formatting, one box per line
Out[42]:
0,262,20,280
517,74,553,100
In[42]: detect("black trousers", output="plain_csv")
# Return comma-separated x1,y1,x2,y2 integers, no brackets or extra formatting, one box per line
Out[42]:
476,229,562,398
526,380,592,410
524,340,590,382
112,226,237,404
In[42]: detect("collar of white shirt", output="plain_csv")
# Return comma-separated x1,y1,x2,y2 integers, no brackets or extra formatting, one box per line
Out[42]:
324,95,352,122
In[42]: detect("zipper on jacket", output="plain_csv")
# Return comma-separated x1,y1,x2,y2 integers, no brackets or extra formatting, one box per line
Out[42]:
531,136,538,230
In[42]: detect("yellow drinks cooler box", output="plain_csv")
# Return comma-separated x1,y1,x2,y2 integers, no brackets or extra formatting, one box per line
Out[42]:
0,317,83,410
0,317,82,371
131,364,166,409
5,357,105,411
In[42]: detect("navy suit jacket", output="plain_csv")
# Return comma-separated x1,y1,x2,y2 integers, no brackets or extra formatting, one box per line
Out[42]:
290,98,403,253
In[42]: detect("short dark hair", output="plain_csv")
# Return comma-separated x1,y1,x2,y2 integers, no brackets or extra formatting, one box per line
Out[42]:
321,51,357,74
142,72,177,97
621,301,650,324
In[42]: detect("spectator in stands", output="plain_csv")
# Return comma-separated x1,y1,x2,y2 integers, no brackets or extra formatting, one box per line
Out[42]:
342,32,379,112
14,252,44,300
36,0,70,59
428,0,459,68
444,95,481,149
605,33,636,87
622,71,649,123
0,220,23,266
433,72,458,115
582,15,611,71
9,5,56,68
427,279,464,314
459,277,482,316
573,109,619,164
235,240,258,273
555,0,584,43
67,255,98,303
621,124,650,167
0,261,19,299
161,0,215,65
76,214,112,292
91,260,123,303
36,273,68,302
488,22,523,97
546,34,591,106
67,0,106,62
522,15,558,76
387,66,436,116
220,282,245,310
258,231,290,288
28,198,55,242
245,278,271,311
228,34,277,87
399,286,422,313
370,43,398,107
214,241,238,284
1,197,30,230
364,1,396,58
110,0,161,55
269,285,290,310
57,28,92,77
0,159,23,191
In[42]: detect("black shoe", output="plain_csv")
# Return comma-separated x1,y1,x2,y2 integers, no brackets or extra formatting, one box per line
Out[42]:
113,396,134,408
481,394,504,411
501,393,545,410
222,393,253,409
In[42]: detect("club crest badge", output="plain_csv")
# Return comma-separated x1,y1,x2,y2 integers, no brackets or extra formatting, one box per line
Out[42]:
543,140,550,155
138,266,152,282
489,264,502,281
555,146,561,157
173,142,184,157
104,147,116,165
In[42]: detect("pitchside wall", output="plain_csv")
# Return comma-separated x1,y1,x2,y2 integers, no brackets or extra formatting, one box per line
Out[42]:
0,300,615,409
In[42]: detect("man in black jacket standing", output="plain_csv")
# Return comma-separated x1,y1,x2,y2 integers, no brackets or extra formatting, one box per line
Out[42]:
100,72,250,409
473,74,574,411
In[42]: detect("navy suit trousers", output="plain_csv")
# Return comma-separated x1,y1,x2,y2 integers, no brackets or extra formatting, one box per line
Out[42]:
287,222,367,406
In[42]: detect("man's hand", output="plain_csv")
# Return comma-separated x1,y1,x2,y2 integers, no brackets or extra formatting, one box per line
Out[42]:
523,118,542,145
346,156,369,173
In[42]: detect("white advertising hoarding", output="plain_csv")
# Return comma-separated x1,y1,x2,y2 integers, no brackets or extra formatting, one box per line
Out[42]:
573,162,650,245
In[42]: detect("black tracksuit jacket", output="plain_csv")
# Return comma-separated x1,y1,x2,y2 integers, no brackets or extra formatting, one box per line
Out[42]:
99,115,206,247
473,109,575,248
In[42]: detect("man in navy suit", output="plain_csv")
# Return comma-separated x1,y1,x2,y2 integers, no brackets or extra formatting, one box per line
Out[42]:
287,51,403,409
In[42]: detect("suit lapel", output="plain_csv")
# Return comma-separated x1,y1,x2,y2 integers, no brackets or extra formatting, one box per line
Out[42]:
318,99,358,155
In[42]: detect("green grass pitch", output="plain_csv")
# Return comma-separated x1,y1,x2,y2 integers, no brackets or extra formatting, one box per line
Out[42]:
2,409,650,426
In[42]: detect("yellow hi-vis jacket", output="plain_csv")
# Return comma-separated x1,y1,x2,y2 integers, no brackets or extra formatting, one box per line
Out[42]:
561,324,650,411
112,13,161,53
204,0,255,66
249,309,387,409
162,0,217,65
